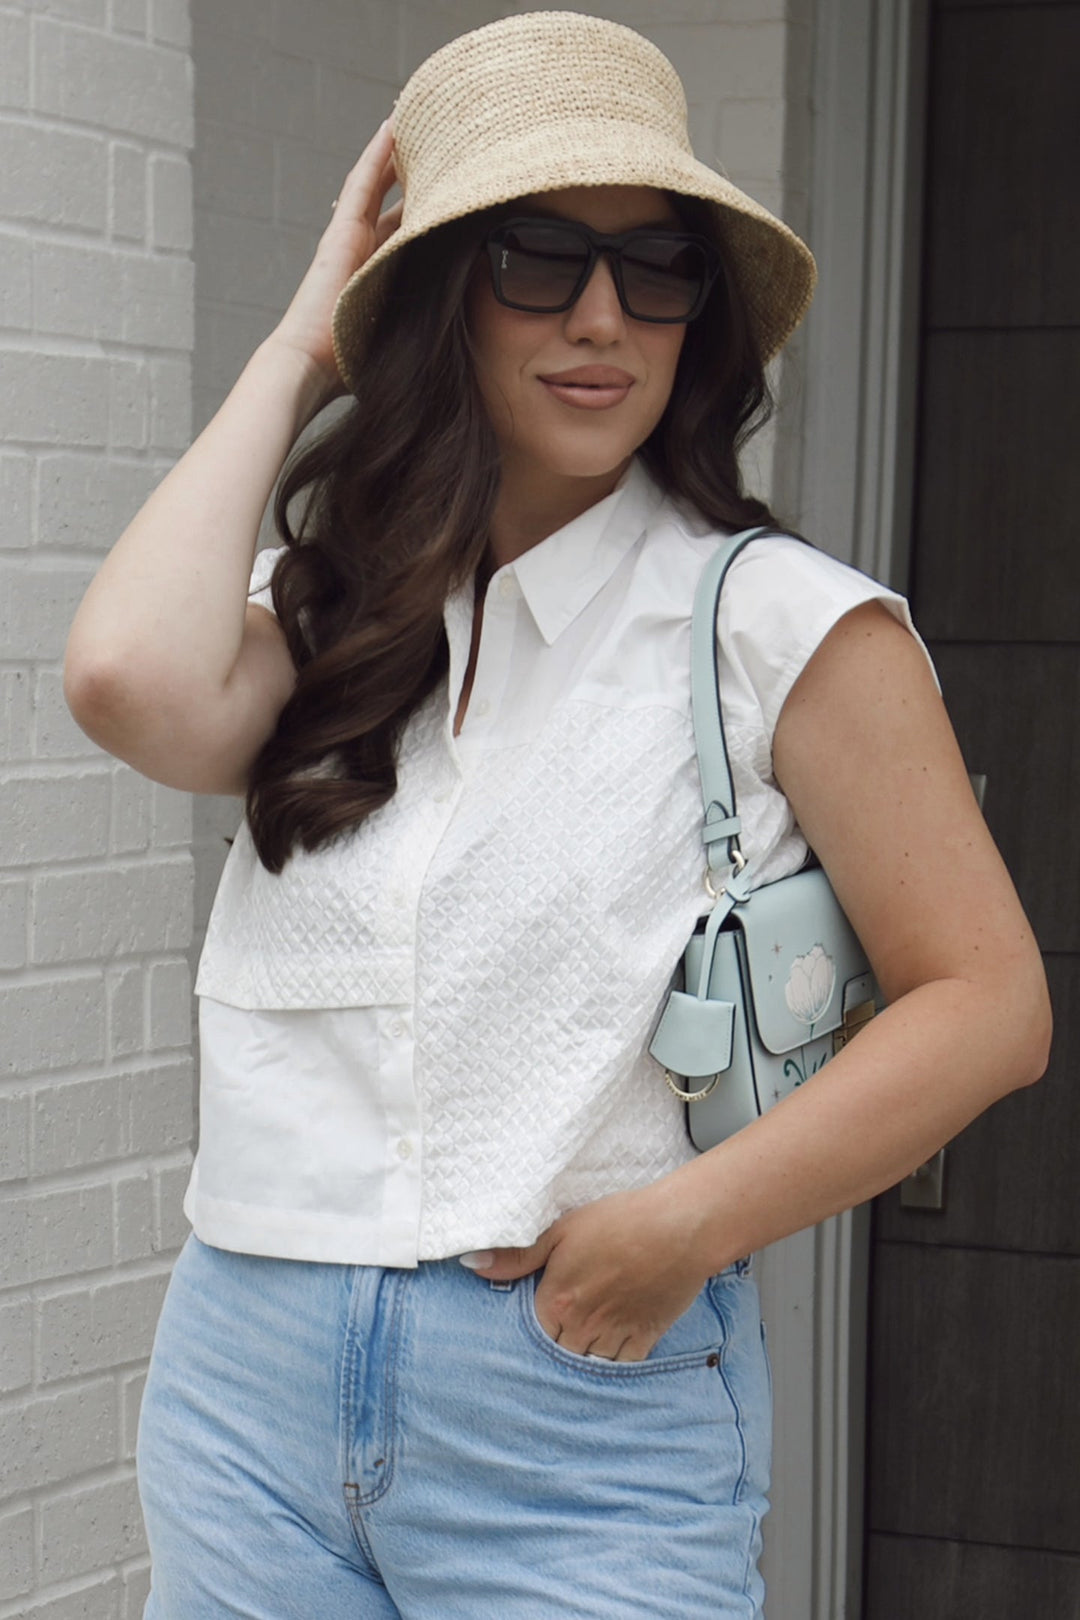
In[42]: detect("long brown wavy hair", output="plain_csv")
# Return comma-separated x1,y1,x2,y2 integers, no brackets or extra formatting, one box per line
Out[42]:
246,191,783,873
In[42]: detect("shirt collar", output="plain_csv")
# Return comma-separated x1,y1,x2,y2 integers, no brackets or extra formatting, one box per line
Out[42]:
504,456,667,646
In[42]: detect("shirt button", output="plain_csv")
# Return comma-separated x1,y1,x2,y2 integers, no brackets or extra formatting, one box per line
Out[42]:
498,575,516,599
473,697,490,717
390,1018,406,1038
396,1138,414,1161
433,787,450,804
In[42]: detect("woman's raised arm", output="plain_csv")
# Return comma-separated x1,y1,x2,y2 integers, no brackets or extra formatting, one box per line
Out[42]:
63,119,401,797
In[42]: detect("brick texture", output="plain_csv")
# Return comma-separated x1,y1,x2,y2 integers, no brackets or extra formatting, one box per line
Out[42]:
1,1,196,1610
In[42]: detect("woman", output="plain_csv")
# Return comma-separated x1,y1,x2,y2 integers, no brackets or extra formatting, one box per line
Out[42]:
63,13,1050,1618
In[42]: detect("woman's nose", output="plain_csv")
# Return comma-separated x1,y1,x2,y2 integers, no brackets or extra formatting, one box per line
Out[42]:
563,252,627,341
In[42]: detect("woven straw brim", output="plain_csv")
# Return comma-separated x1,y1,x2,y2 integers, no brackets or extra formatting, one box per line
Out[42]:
330,11,817,393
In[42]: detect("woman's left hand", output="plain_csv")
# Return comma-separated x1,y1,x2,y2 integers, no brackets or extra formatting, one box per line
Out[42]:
462,1182,716,1361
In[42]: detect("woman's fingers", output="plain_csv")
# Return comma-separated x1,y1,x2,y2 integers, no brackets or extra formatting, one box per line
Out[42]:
362,142,398,233
320,129,401,260
370,148,402,240
374,196,405,250
332,120,396,235
269,117,401,403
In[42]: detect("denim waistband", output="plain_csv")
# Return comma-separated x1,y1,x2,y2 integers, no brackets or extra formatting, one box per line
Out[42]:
483,1252,753,1292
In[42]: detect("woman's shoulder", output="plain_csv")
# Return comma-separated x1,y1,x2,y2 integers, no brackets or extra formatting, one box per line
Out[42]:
726,528,874,580
637,479,937,738
643,490,905,616
709,531,936,741
723,531,910,623
716,529,920,641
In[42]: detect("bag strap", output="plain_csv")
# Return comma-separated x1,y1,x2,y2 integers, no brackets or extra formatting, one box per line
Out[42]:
691,525,797,890
685,524,805,1001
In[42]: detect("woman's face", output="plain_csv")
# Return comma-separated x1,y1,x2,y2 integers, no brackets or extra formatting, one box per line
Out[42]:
464,186,689,486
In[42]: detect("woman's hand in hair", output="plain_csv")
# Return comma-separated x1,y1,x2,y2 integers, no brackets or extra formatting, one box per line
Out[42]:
460,1182,716,1362
271,117,403,409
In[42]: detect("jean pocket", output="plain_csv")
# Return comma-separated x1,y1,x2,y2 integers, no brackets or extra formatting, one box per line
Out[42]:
519,1270,726,1377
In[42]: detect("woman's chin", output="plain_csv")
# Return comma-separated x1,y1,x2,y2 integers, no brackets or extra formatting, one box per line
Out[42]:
503,431,648,485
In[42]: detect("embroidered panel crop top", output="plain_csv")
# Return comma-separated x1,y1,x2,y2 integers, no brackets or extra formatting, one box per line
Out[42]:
186,457,934,1265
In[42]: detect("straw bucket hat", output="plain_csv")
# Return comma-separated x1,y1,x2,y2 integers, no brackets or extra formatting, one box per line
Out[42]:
331,10,817,394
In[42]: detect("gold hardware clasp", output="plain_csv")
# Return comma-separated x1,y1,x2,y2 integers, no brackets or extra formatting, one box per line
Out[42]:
664,1069,721,1102
704,846,746,901
832,997,876,1055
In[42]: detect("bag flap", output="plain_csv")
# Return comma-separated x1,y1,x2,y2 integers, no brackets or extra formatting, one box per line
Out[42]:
732,866,873,1056
649,990,735,1080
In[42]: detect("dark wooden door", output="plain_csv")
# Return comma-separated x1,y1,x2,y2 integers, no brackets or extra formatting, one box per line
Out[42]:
861,4,1080,1616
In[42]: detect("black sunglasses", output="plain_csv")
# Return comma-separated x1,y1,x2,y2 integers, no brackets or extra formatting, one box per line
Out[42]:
481,216,723,324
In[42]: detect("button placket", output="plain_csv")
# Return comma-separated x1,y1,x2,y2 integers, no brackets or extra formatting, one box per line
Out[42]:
377,1002,423,1259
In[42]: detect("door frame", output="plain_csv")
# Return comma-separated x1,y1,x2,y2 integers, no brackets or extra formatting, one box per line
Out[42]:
759,3,931,1616
801,0,929,591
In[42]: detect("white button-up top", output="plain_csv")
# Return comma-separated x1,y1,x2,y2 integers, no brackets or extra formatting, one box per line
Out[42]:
186,457,929,1266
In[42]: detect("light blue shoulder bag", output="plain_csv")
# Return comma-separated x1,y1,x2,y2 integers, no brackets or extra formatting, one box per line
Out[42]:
648,528,881,1151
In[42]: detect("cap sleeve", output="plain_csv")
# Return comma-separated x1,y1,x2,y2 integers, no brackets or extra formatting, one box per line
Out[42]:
248,544,287,616
717,536,940,747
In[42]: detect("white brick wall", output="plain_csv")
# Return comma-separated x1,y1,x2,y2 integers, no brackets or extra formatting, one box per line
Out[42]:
0,0,194,1610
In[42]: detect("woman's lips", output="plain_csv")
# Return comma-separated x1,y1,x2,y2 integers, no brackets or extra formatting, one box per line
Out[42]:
537,366,636,410
539,379,633,409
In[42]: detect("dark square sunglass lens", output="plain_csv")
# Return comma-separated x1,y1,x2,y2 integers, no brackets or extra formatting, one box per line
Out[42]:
621,238,707,320
497,223,589,310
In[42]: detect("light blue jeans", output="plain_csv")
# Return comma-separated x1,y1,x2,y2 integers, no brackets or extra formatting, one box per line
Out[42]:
137,1234,771,1617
